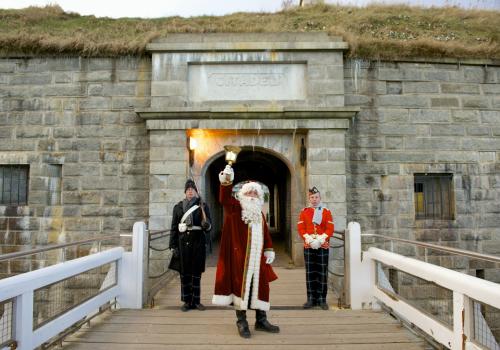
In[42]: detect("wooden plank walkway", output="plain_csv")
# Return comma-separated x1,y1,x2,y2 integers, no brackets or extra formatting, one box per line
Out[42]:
62,266,428,349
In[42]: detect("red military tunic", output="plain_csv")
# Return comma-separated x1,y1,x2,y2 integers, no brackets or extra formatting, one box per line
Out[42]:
297,207,334,248
212,183,277,311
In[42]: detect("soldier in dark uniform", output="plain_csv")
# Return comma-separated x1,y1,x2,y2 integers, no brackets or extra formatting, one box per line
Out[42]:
169,179,212,311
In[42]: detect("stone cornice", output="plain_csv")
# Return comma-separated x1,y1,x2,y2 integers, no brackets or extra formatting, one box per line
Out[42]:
147,33,348,52
136,107,359,120
146,41,349,52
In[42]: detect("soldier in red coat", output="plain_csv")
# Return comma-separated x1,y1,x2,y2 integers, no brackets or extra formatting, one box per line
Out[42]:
297,187,334,310
212,164,280,338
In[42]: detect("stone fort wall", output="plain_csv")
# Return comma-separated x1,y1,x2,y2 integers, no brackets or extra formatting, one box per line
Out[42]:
0,52,499,279
0,57,151,274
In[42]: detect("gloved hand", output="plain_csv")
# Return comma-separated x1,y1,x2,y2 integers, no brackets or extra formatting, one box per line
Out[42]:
219,164,234,184
318,233,328,245
309,238,321,250
201,220,211,231
304,234,313,245
264,250,275,264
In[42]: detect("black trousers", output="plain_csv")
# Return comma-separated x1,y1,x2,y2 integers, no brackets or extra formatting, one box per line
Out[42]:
180,273,201,305
304,248,329,304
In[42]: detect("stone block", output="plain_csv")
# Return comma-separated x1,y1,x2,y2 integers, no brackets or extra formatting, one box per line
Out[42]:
16,126,49,138
81,177,123,190
79,97,112,110
379,123,418,136
403,82,439,93
378,68,422,81
452,110,480,123
372,152,433,162
62,191,101,204
150,161,186,175
74,71,113,82
463,67,485,83
308,161,345,175
308,130,345,148
308,80,344,95
45,85,85,97
326,65,344,80
377,95,428,108
405,137,460,150
63,218,101,231
441,83,480,94
480,111,500,124
8,217,39,231
327,148,346,161
88,83,103,96
430,97,459,108
344,94,372,106
81,206,123,217
349,136,384,148
385,136,403,149
435,151,478,162
53,127,74,139
482,84,500,95
54,72,73,83
112,97,150,110
462,138,500,151
466,126,490,136
103,192,119,205
10,74,52,85
430,125,465,136
119,192,149,205
151,81,187,97
463,97,490,109
122,164,147,175
409,110,450,123
127,176,149,190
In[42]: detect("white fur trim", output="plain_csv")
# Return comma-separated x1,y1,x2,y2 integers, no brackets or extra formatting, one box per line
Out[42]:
212,294,233,305
251,299,270,311
241,221,264,310
213,221,270,311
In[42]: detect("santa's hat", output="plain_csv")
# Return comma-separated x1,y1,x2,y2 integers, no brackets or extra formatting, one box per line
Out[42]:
237,181,264,201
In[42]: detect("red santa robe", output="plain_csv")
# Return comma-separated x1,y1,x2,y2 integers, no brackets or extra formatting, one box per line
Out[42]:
212,183,278,311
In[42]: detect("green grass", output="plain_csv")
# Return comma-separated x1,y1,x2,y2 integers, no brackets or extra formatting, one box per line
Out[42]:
0,4,498,59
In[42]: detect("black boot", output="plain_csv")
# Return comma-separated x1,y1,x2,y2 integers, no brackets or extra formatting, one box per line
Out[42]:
236,310,251,338
255,310,280,333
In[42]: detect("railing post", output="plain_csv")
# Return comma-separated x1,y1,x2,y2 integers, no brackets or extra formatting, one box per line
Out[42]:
451,291,474,349
345,221,374,310
118,221,147,309
15,291,34,350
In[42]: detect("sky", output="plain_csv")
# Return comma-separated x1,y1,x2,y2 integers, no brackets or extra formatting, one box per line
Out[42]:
0,0,498,18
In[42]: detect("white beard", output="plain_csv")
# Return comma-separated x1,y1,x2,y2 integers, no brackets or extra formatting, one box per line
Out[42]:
240,196,263,224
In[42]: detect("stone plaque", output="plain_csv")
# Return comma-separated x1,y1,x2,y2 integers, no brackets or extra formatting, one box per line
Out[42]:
188,63,306,102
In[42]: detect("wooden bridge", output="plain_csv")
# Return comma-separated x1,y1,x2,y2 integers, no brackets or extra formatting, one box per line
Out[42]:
61,267,428,350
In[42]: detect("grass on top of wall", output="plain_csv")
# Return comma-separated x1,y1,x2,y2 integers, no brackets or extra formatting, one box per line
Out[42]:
0,4,498,59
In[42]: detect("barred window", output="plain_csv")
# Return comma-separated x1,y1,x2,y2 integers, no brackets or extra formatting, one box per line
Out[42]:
414,173,454,220
0,165,29,205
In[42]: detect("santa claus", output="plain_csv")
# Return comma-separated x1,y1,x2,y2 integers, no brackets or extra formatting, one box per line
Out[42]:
212,164,280,338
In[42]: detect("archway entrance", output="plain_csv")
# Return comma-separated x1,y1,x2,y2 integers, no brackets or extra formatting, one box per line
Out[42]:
204,148,292,267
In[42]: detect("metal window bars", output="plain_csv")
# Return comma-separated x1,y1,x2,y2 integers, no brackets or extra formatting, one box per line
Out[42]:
0,165,29,205
0,298,14,349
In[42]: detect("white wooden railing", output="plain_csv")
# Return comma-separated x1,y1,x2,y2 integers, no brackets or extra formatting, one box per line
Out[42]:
0,222,148,350
346,222,500,350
